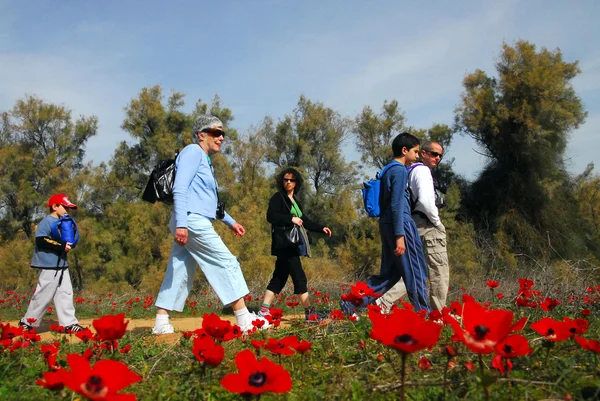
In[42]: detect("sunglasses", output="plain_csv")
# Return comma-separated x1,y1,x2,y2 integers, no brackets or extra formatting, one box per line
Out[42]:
426,150,443,158
203,129,225,138
283,178,297,183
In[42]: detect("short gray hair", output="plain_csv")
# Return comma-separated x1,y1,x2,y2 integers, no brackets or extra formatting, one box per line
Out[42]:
421,141,443,152
191,115,224,141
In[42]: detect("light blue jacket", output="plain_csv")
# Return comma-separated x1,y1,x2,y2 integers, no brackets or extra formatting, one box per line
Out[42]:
173,144,235,228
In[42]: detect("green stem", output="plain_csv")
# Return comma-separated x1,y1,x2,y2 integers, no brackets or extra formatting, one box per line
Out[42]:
478,354,490,401
400,352,407,401
443,358,448,401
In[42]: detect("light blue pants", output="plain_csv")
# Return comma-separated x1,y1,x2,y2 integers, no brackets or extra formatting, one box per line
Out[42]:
155,214,249,312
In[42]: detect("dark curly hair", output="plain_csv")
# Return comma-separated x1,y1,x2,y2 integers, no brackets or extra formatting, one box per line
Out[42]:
276,167,304,195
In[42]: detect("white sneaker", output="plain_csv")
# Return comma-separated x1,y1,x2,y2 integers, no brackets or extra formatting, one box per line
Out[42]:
152,323,174,335
257,310,272,318
239,312,271,334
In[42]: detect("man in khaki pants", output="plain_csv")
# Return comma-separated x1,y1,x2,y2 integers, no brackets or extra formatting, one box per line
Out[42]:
376,141,449,312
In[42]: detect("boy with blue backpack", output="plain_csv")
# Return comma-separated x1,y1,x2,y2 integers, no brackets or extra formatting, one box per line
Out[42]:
344,133,430,314
19,194,85,333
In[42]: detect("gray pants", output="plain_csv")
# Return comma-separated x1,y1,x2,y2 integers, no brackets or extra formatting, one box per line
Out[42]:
21,269,78,328
378,214,450,311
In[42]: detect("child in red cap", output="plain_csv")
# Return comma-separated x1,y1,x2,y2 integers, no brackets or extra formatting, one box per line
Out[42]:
19,194,85,333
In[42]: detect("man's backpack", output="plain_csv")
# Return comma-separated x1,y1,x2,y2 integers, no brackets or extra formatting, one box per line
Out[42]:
142,153,178,204
362,161,401,217
407,163,446,210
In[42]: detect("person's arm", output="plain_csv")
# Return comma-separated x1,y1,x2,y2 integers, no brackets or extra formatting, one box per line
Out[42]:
173,145,203,229
266,193,295,226
35,236,67,253
390,167,406,238
294,200,325,233
412,166,441,226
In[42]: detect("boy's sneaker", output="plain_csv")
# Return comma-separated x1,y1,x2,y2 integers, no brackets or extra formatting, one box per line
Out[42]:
152,323,174,335
257,310,272,318
239,312,271,334
19,321,33,331
305,308,327,322
339,300,360,321
65,324,86,334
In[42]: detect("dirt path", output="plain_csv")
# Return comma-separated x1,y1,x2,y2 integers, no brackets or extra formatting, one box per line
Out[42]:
8,314,304,344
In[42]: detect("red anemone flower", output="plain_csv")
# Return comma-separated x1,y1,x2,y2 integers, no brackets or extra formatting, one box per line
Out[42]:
563,317,589,335
530,317,572,342
61,353,141,400
329,310,344,320
350,281,377,298
36,369,66,391
540,297,561,312
575,336,600,353
446,300,514,354
192,336,225,366
495,334,532,357
264,337,296,356
518,278,534,291
486,280,499,289
292,340,313,353
369,307,442,354
75,328,95,343
92,314,129,342
202,313,235,341
491,354,513,375
418,357,432,370
221,349,292,395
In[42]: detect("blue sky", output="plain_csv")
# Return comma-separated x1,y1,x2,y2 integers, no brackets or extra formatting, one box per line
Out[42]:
1,1,599,179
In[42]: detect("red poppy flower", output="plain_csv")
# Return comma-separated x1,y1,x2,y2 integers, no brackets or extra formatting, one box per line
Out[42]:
563,317,589,335
509,316,528,333
446,300,514,354
486,280,499,289
448,301,463,317
491,354,513,375
221,349,292,395
26,317,37,324
329,310,344,320
61,353,141,400
582,309,591,317
518,278,534,291
462,293,476,303
75,328,95,343
575,336,600,353
291,339,313,353
369,307,442,354
496,293,505,299
23,329,41,343
418,357,431,370
1,323,23,340
36,369,66,391
92,313,128,341
192,336,225,367
41,343,60,370
350,281,377,298
465,361,475,371
515,298,538,308
251,339,265,350
264,337,297,356
530,317,572,342
540,297,561,312
495,334,532,357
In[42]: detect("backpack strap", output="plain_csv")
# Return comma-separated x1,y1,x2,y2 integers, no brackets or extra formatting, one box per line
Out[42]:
407,163,425,209
377,161,401,180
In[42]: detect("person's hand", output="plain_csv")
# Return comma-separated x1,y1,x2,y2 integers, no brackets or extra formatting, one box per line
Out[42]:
291,217,303,226
65,242,72,253
175,227,188,246
231,223,246,237
394,236,406,256
323,227,332,237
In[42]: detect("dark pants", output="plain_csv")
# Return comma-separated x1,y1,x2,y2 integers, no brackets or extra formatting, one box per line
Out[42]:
266,255,308,295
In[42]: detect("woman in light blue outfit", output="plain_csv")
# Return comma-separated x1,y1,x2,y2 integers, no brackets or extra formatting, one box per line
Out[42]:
153,115,270,334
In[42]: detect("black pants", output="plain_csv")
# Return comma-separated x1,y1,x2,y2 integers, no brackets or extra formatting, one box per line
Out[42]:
266,255,307,295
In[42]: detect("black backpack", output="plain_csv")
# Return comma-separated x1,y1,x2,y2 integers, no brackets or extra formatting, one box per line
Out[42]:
141,153,178,204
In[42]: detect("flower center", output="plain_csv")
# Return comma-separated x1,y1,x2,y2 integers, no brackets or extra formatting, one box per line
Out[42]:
394,334,417,345
546,328,555,336
248,372,267,387
82,375,108,398
502,344,513,354
474,325,490,340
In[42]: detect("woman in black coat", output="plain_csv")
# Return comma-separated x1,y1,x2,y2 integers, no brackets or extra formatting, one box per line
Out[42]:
259,167,332,322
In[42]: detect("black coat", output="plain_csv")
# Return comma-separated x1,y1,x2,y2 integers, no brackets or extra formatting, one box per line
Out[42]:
266,191,325,257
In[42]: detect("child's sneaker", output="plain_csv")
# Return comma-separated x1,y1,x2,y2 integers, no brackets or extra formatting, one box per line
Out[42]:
65,324,86,334
305,308,327,322
339,300,360,321
257,310,272,318
19,321,33,331
239,312,271,334
152,323,174,335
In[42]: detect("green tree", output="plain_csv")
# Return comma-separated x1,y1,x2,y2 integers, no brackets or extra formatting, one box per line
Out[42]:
455,41,588,260
0,96,97,239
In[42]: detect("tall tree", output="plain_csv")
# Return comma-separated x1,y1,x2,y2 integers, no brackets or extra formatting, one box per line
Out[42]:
455,41,588,259
0,96,97,239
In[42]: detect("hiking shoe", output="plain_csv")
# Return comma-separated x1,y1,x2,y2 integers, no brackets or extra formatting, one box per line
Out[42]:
19,321,33,331
152,323,174,335
305,308,327,322
239,312,271,334
65,324,86,334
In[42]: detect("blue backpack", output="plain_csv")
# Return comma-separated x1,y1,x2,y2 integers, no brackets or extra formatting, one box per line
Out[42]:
362,161,401,217
51,214,80,246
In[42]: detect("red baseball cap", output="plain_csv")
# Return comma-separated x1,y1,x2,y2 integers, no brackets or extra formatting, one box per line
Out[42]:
46,194,78,209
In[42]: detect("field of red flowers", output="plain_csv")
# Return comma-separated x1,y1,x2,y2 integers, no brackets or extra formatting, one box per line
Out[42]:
1,278,599,400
